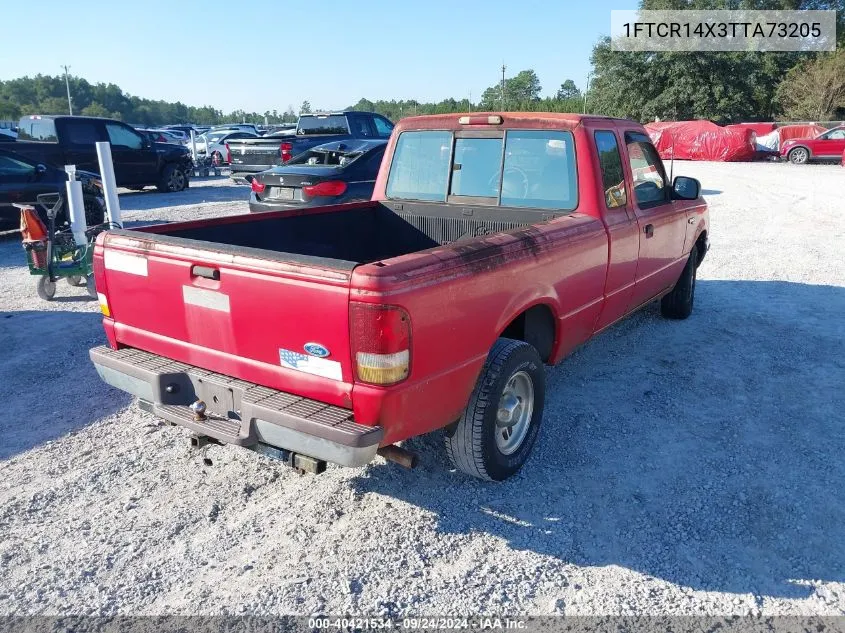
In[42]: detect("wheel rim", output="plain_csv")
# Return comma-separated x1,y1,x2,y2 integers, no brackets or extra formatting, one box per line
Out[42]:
495,371,534,455
792,149,808,163
169,169,185,191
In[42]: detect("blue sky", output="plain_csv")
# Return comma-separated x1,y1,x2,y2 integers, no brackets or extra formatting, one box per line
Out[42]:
3,0,637,113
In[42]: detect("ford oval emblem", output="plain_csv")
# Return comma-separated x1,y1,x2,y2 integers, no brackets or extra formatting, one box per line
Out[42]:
304,343,330,358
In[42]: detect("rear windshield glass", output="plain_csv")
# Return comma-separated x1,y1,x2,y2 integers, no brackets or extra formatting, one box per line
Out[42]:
17,118,57,142
386,129,578,210
297,115,349,135
289,147,365,167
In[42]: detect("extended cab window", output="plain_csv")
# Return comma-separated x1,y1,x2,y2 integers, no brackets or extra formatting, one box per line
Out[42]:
625,131,667,207
594,131,627,209
65,120,103,146
106,123,143,149
386,131,452,201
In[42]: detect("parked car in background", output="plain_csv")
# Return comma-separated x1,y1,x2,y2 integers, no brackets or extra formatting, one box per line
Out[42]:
89,112,709,481
781,126,845,164
227,112,394,180
194,130,259,166
13,115,193,192
137,129,185,145
164,125,201,137
0,147,105,229
248,139,387,212
210,124,261,135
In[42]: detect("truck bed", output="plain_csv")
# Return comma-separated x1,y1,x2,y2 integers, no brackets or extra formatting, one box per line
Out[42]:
137,201,550,266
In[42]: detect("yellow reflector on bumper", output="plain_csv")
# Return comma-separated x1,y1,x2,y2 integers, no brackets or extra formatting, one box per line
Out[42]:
98,292,110,317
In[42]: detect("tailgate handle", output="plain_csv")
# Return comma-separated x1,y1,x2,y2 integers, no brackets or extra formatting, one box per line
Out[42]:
191,265,220,280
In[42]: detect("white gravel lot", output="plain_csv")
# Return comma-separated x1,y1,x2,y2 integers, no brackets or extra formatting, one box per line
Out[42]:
0,165,843,617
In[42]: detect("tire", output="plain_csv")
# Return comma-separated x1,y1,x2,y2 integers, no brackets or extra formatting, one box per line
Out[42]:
444,338,546,481
86,275,97,299
83,195,105,227
37,277,56,301
66,275,85,287
788,147,809,164
156,164,188,193
211,151,225,167
661,245,698,320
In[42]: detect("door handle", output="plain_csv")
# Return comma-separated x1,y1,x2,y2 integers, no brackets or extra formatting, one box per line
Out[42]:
644,224,654,238
191,265,220,280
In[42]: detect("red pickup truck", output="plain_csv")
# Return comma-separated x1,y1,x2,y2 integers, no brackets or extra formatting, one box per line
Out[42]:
89,113,709,481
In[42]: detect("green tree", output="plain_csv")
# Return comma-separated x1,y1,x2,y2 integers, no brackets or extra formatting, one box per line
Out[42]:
776,49,845,119
555,80,581,101
300,100,312,114
80,102,110,117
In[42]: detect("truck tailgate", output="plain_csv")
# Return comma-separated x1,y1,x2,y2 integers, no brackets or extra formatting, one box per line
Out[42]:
96,230,356,408
229,142,282,168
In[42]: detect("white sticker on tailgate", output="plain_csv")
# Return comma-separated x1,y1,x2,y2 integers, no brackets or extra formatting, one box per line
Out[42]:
182,286,231,313
104,251,148,276
280,349,342,382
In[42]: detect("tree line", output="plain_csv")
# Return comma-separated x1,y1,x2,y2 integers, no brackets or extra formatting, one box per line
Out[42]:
1,0,842,127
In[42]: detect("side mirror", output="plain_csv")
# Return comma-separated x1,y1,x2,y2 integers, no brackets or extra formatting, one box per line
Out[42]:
672,176,701,200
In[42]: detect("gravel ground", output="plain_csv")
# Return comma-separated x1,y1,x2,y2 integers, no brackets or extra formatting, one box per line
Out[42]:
0,165,843,617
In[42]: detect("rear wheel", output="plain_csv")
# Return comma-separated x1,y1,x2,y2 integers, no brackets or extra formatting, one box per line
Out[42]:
788,147,809,164
66,275,86,287
157,164,188,192
444,338,545,481
37,277,56,301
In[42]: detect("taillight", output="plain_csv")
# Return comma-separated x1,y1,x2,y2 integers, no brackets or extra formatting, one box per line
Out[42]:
225,143,232,164
350,302,411,385
280,142,293,162
302,180,347,198
251,178,266,194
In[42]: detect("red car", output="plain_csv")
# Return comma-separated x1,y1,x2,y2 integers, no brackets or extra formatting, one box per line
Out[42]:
89,112,709,481
781,125,845,164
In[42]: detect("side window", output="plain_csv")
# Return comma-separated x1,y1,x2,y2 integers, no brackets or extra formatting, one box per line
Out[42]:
373,117,394,138
0,154,36,179
64,120,103,146
624,131,668,207
105,123,143,150
352,117,376,137
828,129,845,140
594,131,627,209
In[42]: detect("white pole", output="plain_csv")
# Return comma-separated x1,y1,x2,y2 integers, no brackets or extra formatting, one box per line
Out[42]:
95,141,122,227
190,129,197,162
65,180,87,246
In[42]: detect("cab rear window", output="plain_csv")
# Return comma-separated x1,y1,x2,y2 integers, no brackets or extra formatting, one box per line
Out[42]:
17,118,57,142
297,115,349,135
386,129,578,210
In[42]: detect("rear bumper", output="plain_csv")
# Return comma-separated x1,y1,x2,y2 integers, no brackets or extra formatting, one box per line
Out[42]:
89,345,382,467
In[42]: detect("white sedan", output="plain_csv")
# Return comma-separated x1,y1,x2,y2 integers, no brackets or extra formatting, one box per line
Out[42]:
192,130,258,166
